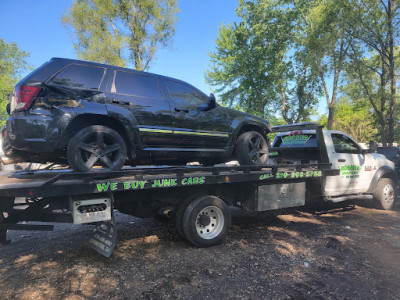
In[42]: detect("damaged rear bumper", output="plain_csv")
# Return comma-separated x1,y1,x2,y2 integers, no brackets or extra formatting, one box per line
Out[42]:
4,111,59,153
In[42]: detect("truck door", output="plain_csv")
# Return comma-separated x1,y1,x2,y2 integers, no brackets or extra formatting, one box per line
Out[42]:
324,132,374,196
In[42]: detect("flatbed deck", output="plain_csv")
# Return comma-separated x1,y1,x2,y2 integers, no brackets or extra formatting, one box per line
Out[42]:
0,164,332,198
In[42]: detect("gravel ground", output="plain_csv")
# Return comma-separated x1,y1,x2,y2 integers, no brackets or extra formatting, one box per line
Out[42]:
1,200,400,300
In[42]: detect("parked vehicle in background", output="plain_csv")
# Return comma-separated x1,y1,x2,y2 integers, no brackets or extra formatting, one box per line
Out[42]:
377,146,400,176
1,58,271,172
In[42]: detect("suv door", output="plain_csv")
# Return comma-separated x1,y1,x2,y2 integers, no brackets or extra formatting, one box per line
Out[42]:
163,78,230,149
324,133,374,196
105,70,173,147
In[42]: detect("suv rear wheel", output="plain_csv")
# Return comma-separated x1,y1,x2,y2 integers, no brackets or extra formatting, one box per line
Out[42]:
67,125,127,172
235,131,269,165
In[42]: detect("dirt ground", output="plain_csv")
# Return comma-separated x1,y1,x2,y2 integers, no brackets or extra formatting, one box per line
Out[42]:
1,199,399,300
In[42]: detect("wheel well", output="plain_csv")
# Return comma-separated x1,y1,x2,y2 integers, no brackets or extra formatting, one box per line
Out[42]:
58,114,132,151
237,125,268,141
367,167,398,194
381,172,397,184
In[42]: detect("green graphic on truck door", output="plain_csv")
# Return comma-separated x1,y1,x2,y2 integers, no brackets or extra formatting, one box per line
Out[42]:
340,165,360,179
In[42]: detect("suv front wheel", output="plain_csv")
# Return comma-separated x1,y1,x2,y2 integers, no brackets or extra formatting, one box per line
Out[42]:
67,125,127,172
235,131,269,165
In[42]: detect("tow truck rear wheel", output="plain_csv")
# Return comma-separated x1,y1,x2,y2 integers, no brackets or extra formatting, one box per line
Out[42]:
374,178,396,210
181,195,231,247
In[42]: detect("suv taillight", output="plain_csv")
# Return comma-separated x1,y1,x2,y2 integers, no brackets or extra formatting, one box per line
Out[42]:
14,85,41,111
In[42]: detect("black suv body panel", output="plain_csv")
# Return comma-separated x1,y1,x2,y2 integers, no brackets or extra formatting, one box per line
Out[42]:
3,58,271,165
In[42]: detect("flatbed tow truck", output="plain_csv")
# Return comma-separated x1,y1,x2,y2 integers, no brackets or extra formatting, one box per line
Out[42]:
0,123,395,257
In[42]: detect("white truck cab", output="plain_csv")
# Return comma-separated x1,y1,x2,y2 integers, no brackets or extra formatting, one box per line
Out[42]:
270,124,397,210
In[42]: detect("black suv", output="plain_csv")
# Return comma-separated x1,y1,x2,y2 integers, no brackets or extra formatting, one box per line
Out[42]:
2,58,271,171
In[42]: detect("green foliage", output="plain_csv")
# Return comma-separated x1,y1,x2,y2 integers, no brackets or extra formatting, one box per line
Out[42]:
0,39,31,126
333,98,378,142
207,0,399,143
343,0,400,145
63,0,179,70
206,0,319,122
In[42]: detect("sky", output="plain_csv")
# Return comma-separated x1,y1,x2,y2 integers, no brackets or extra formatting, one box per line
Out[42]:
0,0,239,95
0,0,328,118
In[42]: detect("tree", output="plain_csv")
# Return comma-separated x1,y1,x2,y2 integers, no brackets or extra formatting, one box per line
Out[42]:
63,0,179,70
344,50,400,144
0,39,31,125
206,0,319,121
344,0,399,145
299,0,353,129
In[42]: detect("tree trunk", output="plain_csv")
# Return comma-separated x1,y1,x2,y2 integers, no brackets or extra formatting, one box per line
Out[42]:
328,105,334,130
379,54,388,146
280,82,293,124
387,0,396,146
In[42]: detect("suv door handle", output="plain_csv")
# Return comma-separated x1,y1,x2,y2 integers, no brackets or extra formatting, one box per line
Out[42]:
175,108,189,113
112,99,130,105
338,159,346,162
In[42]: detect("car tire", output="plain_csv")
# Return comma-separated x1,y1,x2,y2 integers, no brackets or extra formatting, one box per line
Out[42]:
373,178,396,210
235,131,269,165
67,125,127,172
182,195,231,247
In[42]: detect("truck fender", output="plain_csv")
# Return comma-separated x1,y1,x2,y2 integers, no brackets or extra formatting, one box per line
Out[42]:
366,166,397,193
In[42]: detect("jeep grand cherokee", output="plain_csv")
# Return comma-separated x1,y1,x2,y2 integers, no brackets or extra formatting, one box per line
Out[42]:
2,58,271,172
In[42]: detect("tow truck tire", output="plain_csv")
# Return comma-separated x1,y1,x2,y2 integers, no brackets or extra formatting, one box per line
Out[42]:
182,195,231,247
175,195,203,238
374,178,396,210
235,131,269,165
68,125,127,172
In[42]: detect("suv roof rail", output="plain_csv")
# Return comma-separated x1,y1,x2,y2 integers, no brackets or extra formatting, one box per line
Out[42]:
271,122,322,133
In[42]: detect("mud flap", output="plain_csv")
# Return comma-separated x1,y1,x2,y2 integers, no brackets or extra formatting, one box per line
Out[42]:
88,219,117,258
0,210,10,245
0,229,11,245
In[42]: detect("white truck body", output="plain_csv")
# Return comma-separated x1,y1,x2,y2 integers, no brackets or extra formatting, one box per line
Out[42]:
271,125,396,205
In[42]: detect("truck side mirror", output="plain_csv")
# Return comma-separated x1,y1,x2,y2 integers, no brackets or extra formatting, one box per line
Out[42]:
369,141,378,153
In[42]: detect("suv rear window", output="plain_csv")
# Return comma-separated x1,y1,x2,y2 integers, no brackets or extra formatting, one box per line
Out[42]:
113,71,161,99
49,64,105,90
273,133,318,148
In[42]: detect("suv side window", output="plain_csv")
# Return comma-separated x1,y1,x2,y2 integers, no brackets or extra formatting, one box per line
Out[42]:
113,71,161,99
332,133,360,153
49,64,106,90
165,79,208,107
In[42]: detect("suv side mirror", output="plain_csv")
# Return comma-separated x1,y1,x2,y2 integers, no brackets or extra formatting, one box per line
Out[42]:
198,93,217,111
209,93,216,109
